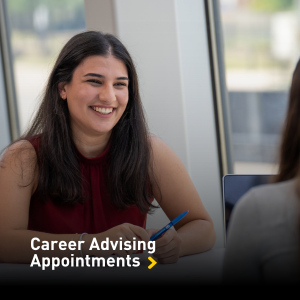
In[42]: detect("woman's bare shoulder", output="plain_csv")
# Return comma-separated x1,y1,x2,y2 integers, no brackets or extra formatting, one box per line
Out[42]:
1,139,37,164
0,140,38,234
149,135,181,166
149,135,170,154
0,140,38,188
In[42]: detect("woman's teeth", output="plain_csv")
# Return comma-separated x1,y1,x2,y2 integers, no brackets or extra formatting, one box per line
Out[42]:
92,107,113,114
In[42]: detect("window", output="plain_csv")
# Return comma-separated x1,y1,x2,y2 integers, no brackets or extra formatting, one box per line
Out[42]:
220,0,300,174
6,0,86,134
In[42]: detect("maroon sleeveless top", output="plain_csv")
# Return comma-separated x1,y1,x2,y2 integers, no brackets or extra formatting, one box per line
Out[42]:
27,136,147,234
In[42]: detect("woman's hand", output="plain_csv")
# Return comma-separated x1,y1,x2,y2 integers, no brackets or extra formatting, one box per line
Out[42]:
146,228,182,264
91,223,150,257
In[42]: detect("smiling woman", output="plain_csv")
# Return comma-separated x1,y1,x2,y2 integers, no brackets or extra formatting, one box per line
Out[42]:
60,55,129,146
0,31,216,264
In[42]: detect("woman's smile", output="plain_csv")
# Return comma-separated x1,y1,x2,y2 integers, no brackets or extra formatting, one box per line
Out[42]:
89,106,116,118
90,106,114,114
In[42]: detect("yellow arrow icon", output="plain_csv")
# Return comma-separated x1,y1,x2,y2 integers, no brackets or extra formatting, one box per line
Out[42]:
148,256,157,269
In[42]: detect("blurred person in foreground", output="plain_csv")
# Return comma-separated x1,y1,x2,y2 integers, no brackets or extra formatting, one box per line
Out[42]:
223,59,300,285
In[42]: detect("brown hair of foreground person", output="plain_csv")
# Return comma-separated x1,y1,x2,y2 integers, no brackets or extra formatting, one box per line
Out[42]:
275,59,300,183
275,59,300,278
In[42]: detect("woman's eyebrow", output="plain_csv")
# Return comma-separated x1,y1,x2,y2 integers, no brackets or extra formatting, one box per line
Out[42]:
84,73,104,78
84,73,129,80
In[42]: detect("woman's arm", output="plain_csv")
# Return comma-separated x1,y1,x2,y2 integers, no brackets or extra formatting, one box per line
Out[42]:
0,141,85,262
0,141,150,263
148,137,216,263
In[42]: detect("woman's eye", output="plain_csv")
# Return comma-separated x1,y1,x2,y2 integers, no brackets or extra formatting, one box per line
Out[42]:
115,82,127,87
87,79,101,84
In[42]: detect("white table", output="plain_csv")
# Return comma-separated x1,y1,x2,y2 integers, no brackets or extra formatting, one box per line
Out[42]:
0,248,225,286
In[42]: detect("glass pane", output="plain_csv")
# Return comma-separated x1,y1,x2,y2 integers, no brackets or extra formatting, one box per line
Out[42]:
220,0,300,174
6,0,86,134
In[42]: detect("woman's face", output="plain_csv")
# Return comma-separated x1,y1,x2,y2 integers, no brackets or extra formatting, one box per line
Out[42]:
60,55,129,138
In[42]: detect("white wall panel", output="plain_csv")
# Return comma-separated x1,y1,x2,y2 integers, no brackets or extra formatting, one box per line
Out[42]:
175,0,224,248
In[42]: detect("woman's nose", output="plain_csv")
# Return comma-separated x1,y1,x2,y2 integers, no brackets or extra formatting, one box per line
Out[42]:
99,84,116,103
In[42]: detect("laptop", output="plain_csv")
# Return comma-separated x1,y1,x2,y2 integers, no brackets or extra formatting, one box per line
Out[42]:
223,174,275,231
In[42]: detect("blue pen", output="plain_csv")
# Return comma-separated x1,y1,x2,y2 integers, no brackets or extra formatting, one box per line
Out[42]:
150,210,189,241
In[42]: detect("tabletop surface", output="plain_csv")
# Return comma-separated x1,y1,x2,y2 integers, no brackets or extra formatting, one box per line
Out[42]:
0,248,226,286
